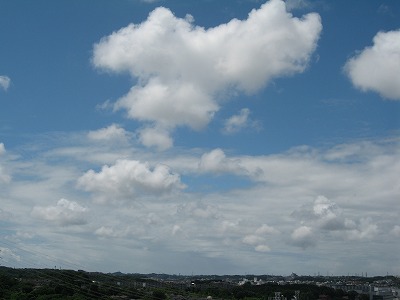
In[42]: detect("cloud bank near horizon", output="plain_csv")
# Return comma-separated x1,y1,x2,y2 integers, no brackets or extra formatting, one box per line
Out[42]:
1,133,398,274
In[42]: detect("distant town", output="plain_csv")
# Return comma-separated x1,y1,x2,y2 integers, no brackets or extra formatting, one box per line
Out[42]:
0,266,399,300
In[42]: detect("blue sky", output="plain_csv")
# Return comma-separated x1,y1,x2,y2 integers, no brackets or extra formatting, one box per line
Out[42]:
0,0,399,276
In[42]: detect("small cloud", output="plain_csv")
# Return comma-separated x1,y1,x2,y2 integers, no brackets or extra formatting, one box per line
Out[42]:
95,226,117,238
88,124,131,144
95,99,113,111
292,196,352,232
312,196,346,231
255,224,279,235
0,75,11,91
138,126,173,151
291,196,382,242
291,225,316,249
223,108,250,134
31,198,88,226
146,212,160,225
243,233,272,252
172,224,182,236
177,201,219,219
255,244,271,252
198,148,248,175
220,220,240,234
344,29,400,100
222,108,261,134
346,218,378,240
243,234,265,246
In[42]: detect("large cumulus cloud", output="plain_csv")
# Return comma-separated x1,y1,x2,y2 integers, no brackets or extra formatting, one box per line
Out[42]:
93,0,322,149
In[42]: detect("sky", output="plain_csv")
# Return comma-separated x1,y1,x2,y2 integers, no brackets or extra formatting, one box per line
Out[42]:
0,0,399,276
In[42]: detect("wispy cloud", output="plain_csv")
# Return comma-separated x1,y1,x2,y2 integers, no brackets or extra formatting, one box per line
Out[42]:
222,108,261,134
87,124,132,144
141,0,162,3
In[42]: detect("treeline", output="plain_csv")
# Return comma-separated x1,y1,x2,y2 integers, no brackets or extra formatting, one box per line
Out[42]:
0,267,373,300
0,267,147,299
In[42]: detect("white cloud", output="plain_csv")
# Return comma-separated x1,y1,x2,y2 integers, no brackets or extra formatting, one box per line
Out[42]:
345,29,400,100
94,223,148,239
138,126,173,150
0,75,11,91
346,218,379,240
95,226,118,238
88,124,131,144
172,224,182,236
291,195,382,244
291,225,315,249
0,143,11,184
312,195,345,230
242,224,277,252
31,198,88,226
93,0,322,147
255,224,279,235
177,201,219,219
0,247,21,262
77,159,185,203
114,79,217,131
0,143,5,155
198,148,249,175
220,220,241,234
0,167,11,184
223,108,250,134
2,131,398,274
243,234,265,246
222,108,260,134
255,244,271,252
